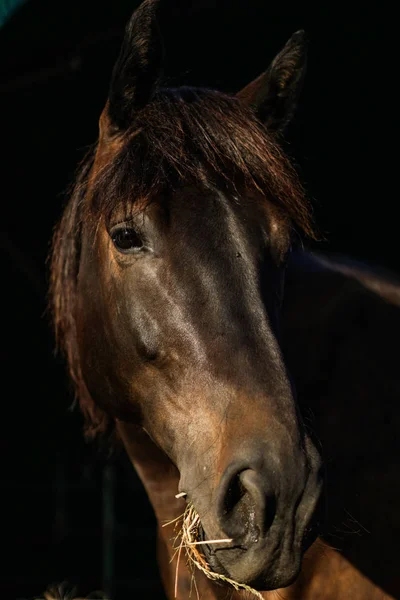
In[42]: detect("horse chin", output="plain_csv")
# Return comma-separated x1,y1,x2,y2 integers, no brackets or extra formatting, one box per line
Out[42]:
198,516,321,592
197,524,305,592
203,542,302,591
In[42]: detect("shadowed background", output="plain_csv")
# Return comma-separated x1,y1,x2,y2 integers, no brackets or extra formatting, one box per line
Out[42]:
1,1,396,598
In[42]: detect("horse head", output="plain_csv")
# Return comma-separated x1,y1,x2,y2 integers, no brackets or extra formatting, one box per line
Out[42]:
51,0,322,591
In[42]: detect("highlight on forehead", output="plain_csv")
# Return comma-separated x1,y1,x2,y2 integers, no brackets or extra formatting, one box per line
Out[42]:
87,86,315,237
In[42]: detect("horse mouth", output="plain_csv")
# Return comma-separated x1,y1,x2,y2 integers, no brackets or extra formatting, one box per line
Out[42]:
197,534,301,592
197,522,248,576
186,514,247,581
187,505,320,593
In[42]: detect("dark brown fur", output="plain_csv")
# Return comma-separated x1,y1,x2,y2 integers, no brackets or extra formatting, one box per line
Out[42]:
50,87,315,439
49,0,400,596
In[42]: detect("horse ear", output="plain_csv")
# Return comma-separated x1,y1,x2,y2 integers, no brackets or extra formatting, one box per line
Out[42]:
237,30,307,133
107,0,163,131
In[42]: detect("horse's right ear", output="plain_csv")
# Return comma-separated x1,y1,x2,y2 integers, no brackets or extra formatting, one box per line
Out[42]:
237,30,307,133
107,0,163,131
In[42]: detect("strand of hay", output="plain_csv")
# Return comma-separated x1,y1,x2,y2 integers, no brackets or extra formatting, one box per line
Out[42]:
177,502,264,600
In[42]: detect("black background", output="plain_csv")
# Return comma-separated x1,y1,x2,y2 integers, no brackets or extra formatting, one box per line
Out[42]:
1,2,397,599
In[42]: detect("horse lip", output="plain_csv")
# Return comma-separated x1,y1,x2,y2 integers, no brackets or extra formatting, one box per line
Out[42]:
201,543,231,577
199,500,311,589
197,524,248,574
204,535,301,591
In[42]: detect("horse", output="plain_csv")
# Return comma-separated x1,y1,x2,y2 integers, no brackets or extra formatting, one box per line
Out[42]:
49,0,400,598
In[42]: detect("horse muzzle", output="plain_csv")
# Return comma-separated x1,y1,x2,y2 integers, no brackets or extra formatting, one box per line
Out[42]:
184,436,323,591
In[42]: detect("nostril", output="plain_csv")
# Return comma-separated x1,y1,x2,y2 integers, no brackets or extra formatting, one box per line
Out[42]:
223,471,246,516
218,469,252,542
239,469,276,536
218,467,276,543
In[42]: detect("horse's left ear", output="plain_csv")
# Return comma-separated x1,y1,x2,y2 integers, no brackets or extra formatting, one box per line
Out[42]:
237,30,307,133
107,0,164,131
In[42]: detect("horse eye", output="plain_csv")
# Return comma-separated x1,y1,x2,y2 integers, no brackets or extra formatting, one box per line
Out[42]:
111,227,143,252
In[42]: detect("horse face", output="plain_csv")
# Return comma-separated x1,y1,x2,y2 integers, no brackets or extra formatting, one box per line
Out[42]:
76,176,321,589
57,0,323,591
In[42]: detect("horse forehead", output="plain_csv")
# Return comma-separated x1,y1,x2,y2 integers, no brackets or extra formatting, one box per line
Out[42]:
164,185,291,265
163,184,272,238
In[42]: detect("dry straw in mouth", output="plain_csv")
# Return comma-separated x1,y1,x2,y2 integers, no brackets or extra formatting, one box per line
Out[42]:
164,498,263,599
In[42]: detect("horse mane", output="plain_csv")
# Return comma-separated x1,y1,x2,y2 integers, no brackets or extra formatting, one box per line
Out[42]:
89,87,314,232
50,150,113,439
50,86,316,439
